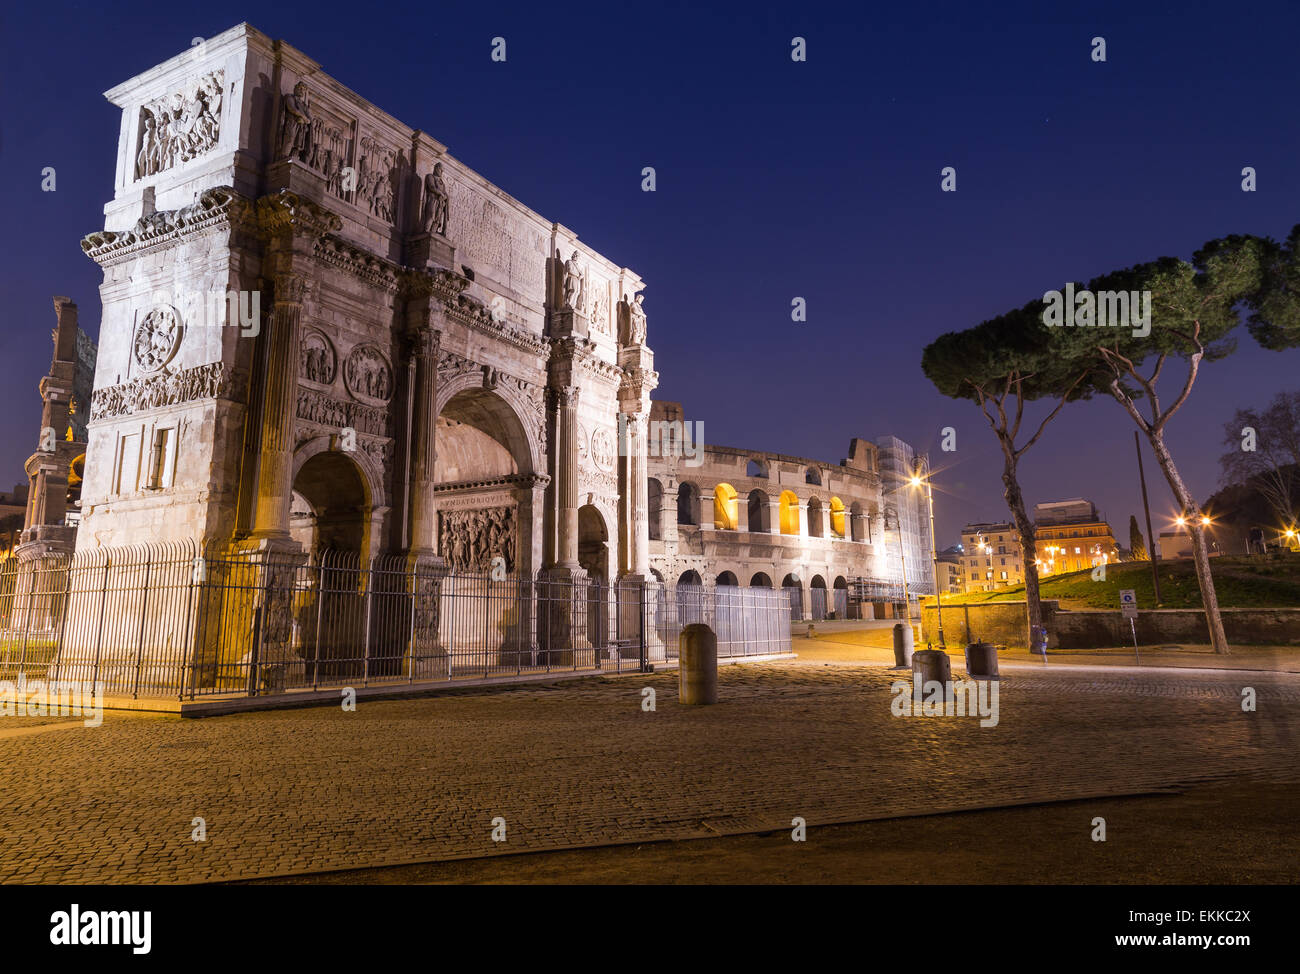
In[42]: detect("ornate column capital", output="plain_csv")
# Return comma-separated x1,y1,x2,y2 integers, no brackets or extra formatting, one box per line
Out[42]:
273,272,309,308
256,189,343,240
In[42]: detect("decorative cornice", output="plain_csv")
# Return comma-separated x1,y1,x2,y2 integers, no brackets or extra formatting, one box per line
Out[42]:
256,189,343,238
81,186,253,265
433,473,550,493
443,291,550,356
313,235,403,293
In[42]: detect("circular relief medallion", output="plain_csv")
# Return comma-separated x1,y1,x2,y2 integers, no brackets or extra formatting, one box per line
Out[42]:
132,305,182,372
343,343,393,405
300,330,337,385
591,427,615,472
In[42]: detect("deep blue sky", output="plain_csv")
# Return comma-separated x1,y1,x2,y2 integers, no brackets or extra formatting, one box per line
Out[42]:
3,0,1299,547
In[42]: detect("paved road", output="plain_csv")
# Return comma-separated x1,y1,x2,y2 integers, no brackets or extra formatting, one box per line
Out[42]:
0,659,1294,883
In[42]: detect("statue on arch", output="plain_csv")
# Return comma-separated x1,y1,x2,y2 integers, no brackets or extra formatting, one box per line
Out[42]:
628,292,647,345
278,82,312,162
421,162,450,236
562,250,585,311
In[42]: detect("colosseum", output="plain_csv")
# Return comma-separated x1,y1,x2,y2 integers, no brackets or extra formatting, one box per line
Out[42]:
646,402,934,621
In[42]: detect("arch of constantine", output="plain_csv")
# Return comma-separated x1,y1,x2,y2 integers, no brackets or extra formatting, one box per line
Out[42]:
3,24,930,701
76,23,651,589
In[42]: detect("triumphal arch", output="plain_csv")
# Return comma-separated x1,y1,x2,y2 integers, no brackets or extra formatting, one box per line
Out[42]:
77,23,657,602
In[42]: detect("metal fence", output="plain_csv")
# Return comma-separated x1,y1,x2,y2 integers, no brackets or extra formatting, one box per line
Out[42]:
0,543,791,701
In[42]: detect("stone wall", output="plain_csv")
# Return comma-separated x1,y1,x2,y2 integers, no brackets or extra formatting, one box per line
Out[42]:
923,600,1300,648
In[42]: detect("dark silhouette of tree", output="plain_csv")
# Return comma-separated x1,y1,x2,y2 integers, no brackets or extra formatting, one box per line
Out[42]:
1054,236,1263,654
1128,515,1148,561
922,298,1093,650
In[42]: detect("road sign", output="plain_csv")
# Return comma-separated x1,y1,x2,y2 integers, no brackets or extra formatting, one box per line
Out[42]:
1119,589,1138,620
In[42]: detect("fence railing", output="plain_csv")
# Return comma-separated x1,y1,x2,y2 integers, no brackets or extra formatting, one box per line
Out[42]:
0,543,792,700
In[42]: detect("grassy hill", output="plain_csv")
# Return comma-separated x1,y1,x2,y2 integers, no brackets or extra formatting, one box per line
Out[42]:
926,555,1300,610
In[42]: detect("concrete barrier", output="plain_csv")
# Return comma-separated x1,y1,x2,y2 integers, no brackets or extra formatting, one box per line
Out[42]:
679,623,718,705
912,648,951,689
892,622,914,668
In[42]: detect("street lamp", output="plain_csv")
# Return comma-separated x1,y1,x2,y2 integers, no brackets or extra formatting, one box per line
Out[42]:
909,456,945,650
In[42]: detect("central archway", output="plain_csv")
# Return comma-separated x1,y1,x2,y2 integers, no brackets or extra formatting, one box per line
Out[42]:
435,385,536,576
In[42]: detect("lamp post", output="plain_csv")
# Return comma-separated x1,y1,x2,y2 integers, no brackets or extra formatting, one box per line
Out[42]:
908,456,945,650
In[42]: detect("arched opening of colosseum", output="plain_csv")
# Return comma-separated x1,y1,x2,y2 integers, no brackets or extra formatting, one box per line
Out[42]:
778,490,800,535
435,388,532,574
290,450,371,556
805,466,821,486
807,496,824,538
677,568,704,625
830,496,846,537
782,572,802,620
713,482,739,530
677,481,700,525
747,489,770,532
810,574,828,620
746,458,768,479
717,571,738,585
850,501,865,541
647,478,663,540
834,575,849,618
750,572,772,587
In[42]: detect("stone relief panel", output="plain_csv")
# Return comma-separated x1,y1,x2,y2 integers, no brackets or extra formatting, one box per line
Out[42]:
588,279,611,337
135,71,224,179
439,506,517,573
297,388,392,437
355,134,405,223
343,343,393,404
446,181,546,297
90,362,243,422
132,305,183,373
300,330,337,385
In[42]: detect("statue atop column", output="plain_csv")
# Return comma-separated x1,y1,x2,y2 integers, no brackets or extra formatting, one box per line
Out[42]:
562,250,585,311
628,293,647,345
278,82,312,162
421,163,450,236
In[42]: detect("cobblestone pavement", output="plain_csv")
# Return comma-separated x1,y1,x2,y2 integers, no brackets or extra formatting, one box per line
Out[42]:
0,659,1295,883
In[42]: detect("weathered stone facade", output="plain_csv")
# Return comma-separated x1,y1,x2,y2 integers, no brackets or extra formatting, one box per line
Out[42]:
76,23,655,585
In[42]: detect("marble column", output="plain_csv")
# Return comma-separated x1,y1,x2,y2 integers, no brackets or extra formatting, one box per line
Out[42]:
619,411,650,577
407,327,441,555
554,384,581,569
250,273,306,539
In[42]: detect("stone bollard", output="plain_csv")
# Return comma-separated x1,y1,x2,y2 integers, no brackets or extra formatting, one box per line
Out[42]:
807,623,816,639
679,623,718,705
892,622,914,669
964,641,1000,680
912,648,951,691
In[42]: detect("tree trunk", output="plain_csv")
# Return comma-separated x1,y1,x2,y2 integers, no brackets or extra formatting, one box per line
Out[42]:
1001,454,1042,650
1148,430,1231,654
